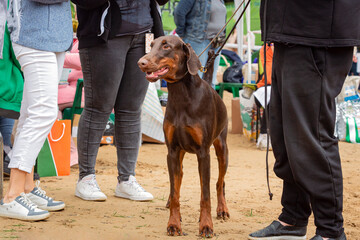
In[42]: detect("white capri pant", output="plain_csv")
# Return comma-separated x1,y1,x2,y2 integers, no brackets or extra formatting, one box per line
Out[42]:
8,43,65,173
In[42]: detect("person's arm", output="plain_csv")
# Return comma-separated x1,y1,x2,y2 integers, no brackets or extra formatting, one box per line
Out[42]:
71,0,108,10
173,0,195,38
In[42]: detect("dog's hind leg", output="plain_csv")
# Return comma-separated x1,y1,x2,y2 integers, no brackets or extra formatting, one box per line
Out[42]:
197,149,214,238
213,127,230,220
167,149,185,236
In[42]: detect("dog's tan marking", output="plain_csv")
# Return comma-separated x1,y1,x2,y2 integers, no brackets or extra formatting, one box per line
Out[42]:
164,120,175,145
185,125,203,146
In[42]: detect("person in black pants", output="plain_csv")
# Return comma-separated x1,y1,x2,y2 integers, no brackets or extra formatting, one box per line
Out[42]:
249,1,360,240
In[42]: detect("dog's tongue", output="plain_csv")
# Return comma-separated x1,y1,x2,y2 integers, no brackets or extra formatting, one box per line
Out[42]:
147,67,168,79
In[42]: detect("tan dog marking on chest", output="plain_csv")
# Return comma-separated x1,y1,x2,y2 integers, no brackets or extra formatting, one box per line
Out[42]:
164,121,175,145
185,125,203,146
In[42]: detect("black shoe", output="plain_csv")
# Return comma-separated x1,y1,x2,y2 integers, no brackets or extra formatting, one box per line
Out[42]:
310,232,346,240
249,220,306,239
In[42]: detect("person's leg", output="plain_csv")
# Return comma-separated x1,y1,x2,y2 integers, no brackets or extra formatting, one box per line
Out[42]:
77,37,132,180
271,43,312,227
211,47,221,88
275,43,353,238
0,44,62,220
0,117,15,149
113,33,149,182
113,33,153,201
5,44,59,200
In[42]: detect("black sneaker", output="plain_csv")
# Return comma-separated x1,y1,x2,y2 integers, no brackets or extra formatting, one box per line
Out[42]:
310,232,346,240
249,221,306,240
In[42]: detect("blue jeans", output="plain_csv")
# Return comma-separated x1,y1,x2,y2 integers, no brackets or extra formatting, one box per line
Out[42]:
183,38,221,89
0,116,15,148
77,34,149,182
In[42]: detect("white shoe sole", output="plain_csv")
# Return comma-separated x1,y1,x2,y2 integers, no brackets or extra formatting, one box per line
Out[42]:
248,235,306,240
0,211,50,221
115,192,153,201
75,190,107,201
37,202,66,211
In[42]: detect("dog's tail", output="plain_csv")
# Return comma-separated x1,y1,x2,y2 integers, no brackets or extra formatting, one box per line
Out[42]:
202,49,215,86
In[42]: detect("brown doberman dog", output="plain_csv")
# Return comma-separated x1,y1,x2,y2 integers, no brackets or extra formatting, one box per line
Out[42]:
138,35,229,238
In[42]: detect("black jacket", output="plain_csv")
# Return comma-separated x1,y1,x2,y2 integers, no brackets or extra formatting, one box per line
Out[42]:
260,0,360,47
71,0,169,49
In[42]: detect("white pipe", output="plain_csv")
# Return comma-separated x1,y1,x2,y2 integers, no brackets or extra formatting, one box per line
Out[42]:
234,0,243,59
246,0,252,83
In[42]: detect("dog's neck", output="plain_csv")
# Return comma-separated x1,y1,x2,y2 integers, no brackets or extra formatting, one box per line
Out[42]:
166,73,203,105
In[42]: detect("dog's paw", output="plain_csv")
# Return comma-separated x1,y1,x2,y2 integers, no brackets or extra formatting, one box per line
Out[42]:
216,210,230,220
167,224,182,236
216,204,230,220
199,226,214,238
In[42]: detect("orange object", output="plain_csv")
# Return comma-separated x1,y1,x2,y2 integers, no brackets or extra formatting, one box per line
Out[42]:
257,44,274,89
37,120,71,177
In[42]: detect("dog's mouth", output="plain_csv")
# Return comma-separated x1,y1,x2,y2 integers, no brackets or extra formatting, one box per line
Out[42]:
146,67,169,81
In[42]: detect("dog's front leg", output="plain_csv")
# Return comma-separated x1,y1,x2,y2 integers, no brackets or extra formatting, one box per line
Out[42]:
167,148,185,236
197,150,214,238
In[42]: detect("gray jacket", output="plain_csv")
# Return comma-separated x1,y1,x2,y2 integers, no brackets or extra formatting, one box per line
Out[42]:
0,0,7,58
6,0,73,52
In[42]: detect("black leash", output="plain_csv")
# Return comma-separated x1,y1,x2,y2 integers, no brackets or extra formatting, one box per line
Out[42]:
263,0,273,201
199,0,251,73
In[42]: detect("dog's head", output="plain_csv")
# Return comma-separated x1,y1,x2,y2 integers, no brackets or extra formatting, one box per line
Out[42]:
138,35,201,83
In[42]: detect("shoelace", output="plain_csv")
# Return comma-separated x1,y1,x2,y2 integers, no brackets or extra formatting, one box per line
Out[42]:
34,180,51,200
19,193,37,211
126,178,145,192
86,176,101,191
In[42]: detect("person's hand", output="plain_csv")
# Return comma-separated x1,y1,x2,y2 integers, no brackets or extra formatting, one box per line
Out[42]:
353,55,357,63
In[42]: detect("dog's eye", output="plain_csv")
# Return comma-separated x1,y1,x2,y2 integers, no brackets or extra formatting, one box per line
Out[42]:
163,44,171,50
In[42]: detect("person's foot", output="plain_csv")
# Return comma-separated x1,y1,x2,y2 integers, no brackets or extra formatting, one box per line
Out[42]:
115,175,153,201
0,193,50,221
256,133,272,151
310,232,346,240
75,174,107,201
248,220,306,239
26,180,65,211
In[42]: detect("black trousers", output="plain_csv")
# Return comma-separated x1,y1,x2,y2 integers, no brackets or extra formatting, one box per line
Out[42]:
270,43,353,238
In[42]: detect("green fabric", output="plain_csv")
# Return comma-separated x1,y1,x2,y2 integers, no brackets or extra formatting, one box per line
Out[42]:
0,24,23,113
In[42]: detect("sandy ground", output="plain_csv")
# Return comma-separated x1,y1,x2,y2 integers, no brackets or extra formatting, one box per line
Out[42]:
2,91,360,240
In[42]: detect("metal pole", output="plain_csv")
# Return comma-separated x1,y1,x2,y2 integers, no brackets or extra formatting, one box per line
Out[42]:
0,132,3,199
246,0,252,83
235,0,244,59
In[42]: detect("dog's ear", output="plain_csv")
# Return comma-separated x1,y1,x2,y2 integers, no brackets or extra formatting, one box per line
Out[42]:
183,43,201,75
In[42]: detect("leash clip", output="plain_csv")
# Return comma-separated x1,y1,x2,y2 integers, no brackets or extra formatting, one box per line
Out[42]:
200,66,207,73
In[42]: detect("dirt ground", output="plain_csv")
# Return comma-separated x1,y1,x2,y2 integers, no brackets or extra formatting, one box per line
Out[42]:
2,91,360,240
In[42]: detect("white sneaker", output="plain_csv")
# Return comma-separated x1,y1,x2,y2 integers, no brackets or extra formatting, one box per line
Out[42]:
75,174,107,201
257,133,273,151
115,175,153,201
26,180,65,211
0,193,50,221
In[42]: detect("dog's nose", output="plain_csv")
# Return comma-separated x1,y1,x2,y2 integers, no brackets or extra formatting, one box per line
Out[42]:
138,58,149,68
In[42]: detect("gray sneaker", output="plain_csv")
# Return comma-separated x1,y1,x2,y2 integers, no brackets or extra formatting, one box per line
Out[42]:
249,221,306,240
0,193,50,221
26,181,65,211
310,232,346,240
